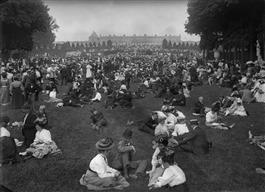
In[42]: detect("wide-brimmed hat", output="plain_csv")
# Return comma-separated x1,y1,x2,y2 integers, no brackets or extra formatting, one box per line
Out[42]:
190,119,199,126
95,137,115,151
154,134,168,146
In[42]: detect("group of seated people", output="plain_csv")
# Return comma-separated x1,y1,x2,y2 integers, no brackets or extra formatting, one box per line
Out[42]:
80,115,211,191
0,105,61,166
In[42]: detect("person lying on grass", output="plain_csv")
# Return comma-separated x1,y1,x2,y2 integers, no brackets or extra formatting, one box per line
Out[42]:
169,119,211,155
19,120,61,159
111,128,147,180
148,150,186,190
80,137,130,191
205,107,235,130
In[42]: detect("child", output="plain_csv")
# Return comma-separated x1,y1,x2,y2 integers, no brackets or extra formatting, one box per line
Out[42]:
115,128,147,179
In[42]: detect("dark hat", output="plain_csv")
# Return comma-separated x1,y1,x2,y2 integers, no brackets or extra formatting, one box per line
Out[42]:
95,137,115,151
190,119,199,126
154,134,168,146
0,116,10,124
122,128,133,139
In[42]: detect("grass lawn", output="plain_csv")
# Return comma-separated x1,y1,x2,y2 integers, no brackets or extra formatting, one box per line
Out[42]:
1,84,265,192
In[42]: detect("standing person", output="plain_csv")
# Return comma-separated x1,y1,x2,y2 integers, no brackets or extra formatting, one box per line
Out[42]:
10,75,24,109
0,72,10,106
80,137,130,191
125,70,132,89
21,107,37,148
86,63,93,79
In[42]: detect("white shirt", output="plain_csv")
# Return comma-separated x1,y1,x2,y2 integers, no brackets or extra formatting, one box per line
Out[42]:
151,147,160,169
155,165,186,187
0,127,11,137
89,154,118,178
91,92,102,101
172,123,189,137
49,91,57,99
165,113,178,132
206,111,218,123
33,129,52,144
155,123,169,136
175,111,186,120
86,64,92,78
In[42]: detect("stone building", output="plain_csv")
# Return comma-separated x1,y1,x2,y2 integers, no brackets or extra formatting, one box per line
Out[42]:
88,31,181,46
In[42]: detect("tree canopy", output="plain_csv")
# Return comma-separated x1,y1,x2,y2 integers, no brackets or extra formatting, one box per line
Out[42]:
185,0,264,55
0,0,58,57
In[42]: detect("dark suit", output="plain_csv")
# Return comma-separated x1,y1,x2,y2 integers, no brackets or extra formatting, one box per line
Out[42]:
22,112,37,147
173,126,210,155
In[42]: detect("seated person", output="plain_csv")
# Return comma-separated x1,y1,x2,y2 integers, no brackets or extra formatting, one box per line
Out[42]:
172,118,189,137
79,138,130,191
149,151,186,190
172,90,186,106
193,96,206,116
19,121,61,159
154,112,169,136
161,106,178,135
0,116,18,165
225,97,248,117
169,119,211,155
139,111,159,134
112,128,147,179
205,107,235,130
91,90,102,103
44,88,62,103
147,135,171,188
240,85,255,103
35,105,48,128
90,109,107,134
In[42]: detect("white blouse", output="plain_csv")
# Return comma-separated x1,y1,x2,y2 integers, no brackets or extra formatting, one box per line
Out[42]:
89,154,118,178
0,127,11,137
33,129,52,144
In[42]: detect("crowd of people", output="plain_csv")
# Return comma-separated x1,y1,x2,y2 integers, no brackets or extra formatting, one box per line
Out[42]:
1,46,265,191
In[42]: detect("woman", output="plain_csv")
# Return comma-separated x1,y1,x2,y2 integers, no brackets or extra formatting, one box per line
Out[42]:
147,135,173,188
0,72,10,106
19,121,60,159
10,75,24,109
80,137,129,191
205,107,235,130
149,151,186,190
35,105,48,128
0,116,17,165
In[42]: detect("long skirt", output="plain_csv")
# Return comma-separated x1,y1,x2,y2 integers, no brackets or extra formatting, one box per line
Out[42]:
80,169,129,190
0,136,17,164
11,87,24,109
0,86,10,105
26,141,60,159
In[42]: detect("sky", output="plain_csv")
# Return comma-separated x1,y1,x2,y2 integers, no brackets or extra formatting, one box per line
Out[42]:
44,0,200,42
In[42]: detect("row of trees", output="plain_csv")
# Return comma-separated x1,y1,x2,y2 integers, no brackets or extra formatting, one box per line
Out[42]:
162,39,199,50
0,0,57,60
185,0,265,62
34,40,113,51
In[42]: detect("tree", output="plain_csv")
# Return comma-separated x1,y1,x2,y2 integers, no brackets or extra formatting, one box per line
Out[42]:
168,41,173,49
107,40,112,48
102,41,106,48
185,0,264,60
0,0,58,59
173,42,177,49
162,39,168,49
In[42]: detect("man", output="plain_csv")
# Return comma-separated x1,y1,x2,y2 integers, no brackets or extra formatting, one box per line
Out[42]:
139,111,159,135
169,119,211,155
193,96,206,116
21,107,37,147
112,128,147,179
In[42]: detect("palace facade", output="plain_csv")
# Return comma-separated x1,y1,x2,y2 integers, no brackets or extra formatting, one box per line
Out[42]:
88,31,181,45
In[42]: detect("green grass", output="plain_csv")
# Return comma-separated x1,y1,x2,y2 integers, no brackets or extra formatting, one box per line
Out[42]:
1,84,265,192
